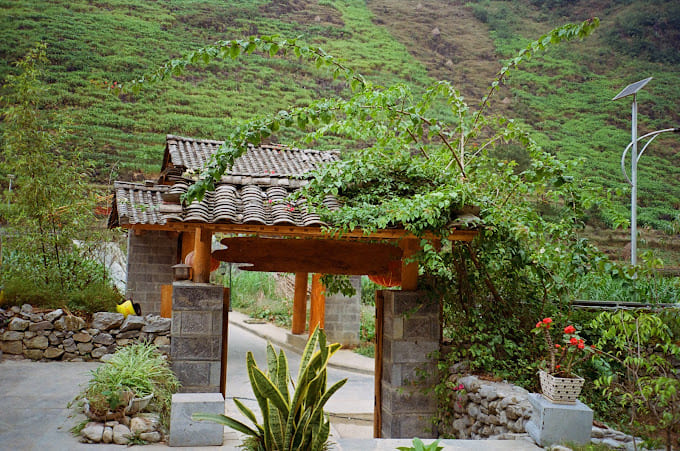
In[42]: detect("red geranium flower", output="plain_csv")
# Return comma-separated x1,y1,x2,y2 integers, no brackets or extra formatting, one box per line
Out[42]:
564,325,576,334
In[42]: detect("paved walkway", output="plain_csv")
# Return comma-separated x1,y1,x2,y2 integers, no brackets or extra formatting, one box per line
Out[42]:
0,312,541,450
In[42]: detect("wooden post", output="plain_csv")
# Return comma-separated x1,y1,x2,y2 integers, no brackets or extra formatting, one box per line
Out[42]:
192,227,212,283
374,290,385,438
220,287,230,397
400,238,420,291
181,230,195,263
160,284,172,318
309,273,325,335
292,273,308,335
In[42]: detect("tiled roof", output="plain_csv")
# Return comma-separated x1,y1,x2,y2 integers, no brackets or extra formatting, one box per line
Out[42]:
110,181,339,228
162,135,340,183
110,182,168,227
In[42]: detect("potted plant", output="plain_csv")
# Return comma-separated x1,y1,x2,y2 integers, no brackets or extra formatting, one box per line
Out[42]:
532,317,597,404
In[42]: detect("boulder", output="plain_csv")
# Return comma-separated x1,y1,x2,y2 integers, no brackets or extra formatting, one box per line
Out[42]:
93,333,114,345
102,426,113,443
91,347,108,359
8,317,29,331
24,349,44,360
2,330,24,341
142,317,171,334
112,423,131,445
81,422,105,443
54,315,86,331
77,342,93,353
25,335,49,349
119,315,145,332
139,431,161,443
45,309,64,322
73,332,92,343
20,304,33,314
44,348,65,359
28,320,53,332
92,312,124,331
130,413,160,434
0,340,23,355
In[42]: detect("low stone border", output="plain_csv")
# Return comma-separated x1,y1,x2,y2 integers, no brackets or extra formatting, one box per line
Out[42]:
0,304,170,361
441,374,642,450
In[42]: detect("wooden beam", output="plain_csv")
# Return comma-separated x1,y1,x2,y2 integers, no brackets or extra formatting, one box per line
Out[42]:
214,237,402,275
400,238,420,291
192,227,212,283
292,273,308,335
309,274,325,336
122,222,478,242
160,285,172,318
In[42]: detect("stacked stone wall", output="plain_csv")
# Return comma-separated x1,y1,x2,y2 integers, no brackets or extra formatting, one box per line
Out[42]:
0,304,170,361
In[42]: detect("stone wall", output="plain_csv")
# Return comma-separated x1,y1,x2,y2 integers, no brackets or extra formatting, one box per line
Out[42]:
324,275,361,347
441,374,642,450
126,230,178,315
0,304,170,361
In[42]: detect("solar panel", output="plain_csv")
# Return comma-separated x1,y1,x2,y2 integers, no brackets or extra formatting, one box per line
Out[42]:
612,77,653,101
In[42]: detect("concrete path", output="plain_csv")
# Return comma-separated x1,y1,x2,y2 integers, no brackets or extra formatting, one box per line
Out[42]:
0,313,541,450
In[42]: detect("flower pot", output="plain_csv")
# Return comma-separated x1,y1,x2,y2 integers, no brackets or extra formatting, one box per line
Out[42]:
125,393,153,414
539,370,584,405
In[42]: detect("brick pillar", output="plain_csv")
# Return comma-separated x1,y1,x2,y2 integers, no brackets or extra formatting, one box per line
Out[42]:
171,282,223,393
324,276,361,347
380,290,439,438
126,230,178,315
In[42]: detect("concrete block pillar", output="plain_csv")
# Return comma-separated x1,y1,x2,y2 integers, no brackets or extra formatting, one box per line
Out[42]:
171,282,223,393
324,276,361,347
380,290,440,438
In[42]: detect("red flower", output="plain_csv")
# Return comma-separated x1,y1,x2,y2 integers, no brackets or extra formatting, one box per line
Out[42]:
564,325,576,334
556,365,561,369
569,337,578,345
536,321,543,329
542,318,553,324
458,383,464,390
555,344,561,348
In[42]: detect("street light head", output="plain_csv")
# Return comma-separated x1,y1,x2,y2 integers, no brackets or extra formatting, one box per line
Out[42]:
612,77,653,101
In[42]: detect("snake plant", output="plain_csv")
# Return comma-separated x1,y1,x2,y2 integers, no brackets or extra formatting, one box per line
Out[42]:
193,327,347,450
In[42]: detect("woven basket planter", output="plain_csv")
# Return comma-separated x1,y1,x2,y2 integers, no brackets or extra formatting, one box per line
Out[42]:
539,370,585,405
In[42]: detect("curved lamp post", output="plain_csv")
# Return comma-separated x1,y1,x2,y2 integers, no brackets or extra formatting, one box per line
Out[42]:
613,77,680,265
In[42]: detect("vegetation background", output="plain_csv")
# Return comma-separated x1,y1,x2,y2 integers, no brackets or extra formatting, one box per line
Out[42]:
0,0,678,239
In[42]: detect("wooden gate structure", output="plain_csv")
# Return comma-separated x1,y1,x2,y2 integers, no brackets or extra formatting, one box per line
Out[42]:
109,134,478,437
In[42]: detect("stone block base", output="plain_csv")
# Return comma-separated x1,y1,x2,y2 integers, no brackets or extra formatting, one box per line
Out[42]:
169,393,225,447
526,392,592,447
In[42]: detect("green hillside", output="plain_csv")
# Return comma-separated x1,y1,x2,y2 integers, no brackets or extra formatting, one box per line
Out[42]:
0,0,678,231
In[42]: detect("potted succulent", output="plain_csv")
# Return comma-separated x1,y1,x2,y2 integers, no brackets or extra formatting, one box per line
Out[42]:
532,317,597,404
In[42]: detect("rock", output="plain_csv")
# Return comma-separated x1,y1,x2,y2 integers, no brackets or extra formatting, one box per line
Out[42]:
591,426,606,439
72,332,92,343
77,342,93,354
28,320,53,332
0,340,23,354
62,352,78,361
130,413,160,434
23,331,36,339
119,315,145,332
24,349,44,360
602,438,625,449
506,404,523,420
54,315,86,331
142,317,171,333
25,335,49,349
87,328,100,335
26,313,43,322
2,330,24,341
92,312,124,331
20,304,33,314
100,354,115,363
92,333,114,345
466,403,480,418
480,385,499,400
116,331,139,340
458,375,481,392
8,317,29,331
10,306,20,314
44,347,65,359
153,335,170,346
102,426,113,443
48,332,60,345
91,347,108,359
120,415,131,427
550,446,572,451
157,345,170,355
81,422,105,443
139,431,161,443
112,423,131,445
45,309,64,322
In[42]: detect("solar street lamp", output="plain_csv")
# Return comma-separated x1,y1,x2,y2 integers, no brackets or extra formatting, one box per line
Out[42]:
613,77,680,265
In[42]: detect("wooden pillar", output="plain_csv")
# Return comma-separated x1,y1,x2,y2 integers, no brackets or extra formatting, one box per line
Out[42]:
192,227,212,283
220,287,230,397
181,230,195,263
160,284,173,318
400,238,420,291
309,273,325,336
292,273,308,335
374,290,385,438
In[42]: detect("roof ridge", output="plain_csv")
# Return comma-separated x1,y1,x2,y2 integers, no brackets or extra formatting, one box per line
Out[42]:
165,134,339,155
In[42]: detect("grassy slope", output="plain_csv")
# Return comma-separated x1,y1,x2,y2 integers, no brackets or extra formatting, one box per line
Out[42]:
0,0,678,236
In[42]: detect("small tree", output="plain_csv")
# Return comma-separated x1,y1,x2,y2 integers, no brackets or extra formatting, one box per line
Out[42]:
0,44,120,311
592,311,680,451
